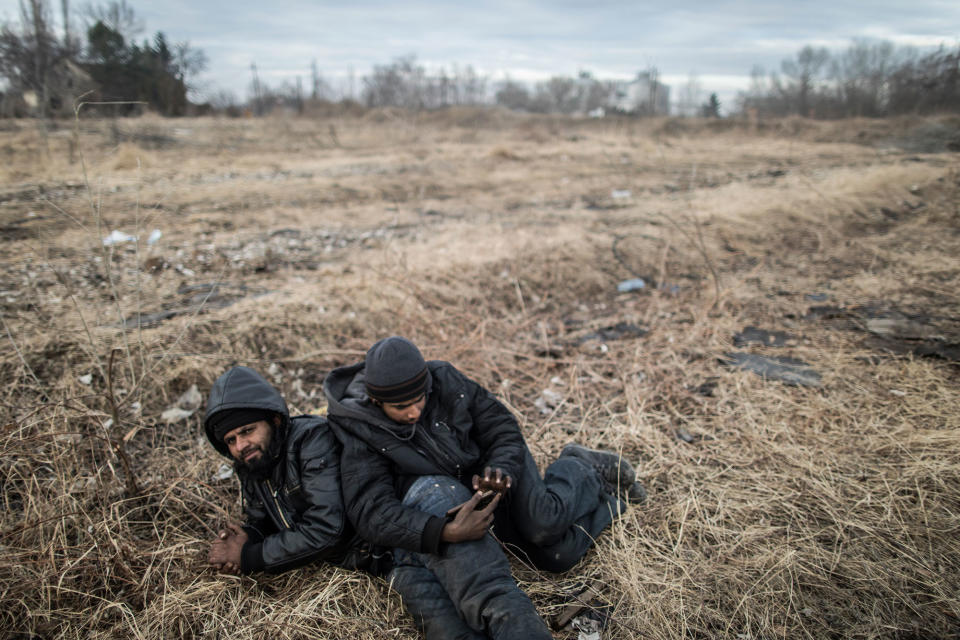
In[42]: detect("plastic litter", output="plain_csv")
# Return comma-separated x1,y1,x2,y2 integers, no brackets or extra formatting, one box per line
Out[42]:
214,463,234,481
160,407,194,423
102,230,136,246
147,229,162,245
616,278,645,293
176,384,203,411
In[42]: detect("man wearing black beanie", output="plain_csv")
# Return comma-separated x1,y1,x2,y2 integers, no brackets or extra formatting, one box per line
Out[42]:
202,366,387,576
324,336,644,639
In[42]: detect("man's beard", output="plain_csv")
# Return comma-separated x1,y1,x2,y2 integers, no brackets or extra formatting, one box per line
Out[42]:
240,447,275,477
239,437,282,477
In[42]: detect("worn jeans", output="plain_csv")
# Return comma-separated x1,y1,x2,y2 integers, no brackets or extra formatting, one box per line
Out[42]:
389,476,551,640
388,452,623,639
496,449,623,572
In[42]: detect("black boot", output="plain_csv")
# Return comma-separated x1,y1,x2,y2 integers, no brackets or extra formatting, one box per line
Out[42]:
560,443,636,487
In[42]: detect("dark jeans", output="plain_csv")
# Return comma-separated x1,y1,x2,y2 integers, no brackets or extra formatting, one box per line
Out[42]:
389,476,551,640
388,452,623,640
497,449,623,572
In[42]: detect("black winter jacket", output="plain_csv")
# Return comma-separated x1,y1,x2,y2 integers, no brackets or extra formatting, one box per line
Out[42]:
323,360,527,555
204,366,384,575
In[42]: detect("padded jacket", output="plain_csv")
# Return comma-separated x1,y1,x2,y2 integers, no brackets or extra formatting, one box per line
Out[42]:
323,360,527,555
204,366,385,575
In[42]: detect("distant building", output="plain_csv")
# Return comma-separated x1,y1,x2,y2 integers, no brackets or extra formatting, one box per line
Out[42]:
610,72,670,116
1,59,96,118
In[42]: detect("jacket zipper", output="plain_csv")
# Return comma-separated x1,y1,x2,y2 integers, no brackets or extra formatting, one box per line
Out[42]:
421,427,462,481
265,478,292,529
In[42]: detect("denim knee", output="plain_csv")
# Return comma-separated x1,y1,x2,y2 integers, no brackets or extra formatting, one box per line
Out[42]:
403,475,472,518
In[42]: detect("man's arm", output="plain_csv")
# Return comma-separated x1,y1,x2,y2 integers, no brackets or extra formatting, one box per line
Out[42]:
461,370,526,484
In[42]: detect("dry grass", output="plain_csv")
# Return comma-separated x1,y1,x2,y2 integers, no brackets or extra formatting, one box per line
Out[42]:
1,111,958,639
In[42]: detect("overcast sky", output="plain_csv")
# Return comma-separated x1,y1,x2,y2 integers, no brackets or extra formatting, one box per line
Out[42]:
1,0,958,111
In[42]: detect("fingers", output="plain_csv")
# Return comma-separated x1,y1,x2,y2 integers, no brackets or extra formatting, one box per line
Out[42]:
225,522,244,537
471,474,481,491
478,491,501,515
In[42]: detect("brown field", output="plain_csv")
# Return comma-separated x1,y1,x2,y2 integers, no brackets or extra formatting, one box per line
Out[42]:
1,109,958,639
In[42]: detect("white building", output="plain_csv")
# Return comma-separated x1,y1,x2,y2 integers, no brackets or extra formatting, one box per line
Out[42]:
610,72,670,115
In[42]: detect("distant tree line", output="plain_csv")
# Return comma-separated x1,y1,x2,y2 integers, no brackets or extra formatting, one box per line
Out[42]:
737,39,960,118
0,0,206,117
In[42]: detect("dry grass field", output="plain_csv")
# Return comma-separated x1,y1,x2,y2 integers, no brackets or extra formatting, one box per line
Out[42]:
1,109,958,639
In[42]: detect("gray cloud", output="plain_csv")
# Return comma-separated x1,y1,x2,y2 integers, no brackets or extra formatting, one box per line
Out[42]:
1,0,956,107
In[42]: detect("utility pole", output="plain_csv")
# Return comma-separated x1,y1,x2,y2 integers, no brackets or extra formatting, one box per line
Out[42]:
250,62,263,115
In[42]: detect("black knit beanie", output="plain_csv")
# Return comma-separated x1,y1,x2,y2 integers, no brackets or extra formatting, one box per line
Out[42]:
208,408,276,443
365,336,431,403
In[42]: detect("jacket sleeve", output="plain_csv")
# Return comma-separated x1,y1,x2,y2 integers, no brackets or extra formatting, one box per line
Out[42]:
460,369,526,484
332,420,445,555
242,426,351,574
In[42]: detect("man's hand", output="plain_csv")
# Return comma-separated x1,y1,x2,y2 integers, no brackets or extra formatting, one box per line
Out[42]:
207,522,248,574
441,490,501,543
472,466,512,495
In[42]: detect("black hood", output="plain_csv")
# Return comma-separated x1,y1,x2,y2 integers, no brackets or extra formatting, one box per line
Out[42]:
323,361,392,427
204,366,290,457
323,360,433,438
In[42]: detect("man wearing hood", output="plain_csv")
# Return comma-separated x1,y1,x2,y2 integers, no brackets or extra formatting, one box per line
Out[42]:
204,366,385,576
324,336,645,639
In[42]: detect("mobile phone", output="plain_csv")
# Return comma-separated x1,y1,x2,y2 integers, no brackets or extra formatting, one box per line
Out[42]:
445,490,497,522
474,490,496,510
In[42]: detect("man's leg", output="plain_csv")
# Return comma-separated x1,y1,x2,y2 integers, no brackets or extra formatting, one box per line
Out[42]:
394,476,552,640
499,449,625,572
389,554,486,640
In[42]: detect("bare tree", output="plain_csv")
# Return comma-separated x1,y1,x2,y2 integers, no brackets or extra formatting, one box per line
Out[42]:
81,0,142,43
677,71,702,117
495,77,530,111
781,45,830,116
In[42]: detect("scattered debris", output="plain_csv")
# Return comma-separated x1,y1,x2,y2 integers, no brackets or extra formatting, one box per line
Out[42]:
610,189,632,200
176,384,203,412
578,322,648,344
551,581,611,638
722,353,822,387
570,616,602,640
160,407,194,423
534,389,564,415
733,326,795,347
147,229,163,245
804,304,960,363
805,293,829,302
213,463,234,481
616,278,645,293
675,427,698,443
78,373,92,385
102,230,137,246
161,384,204,423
